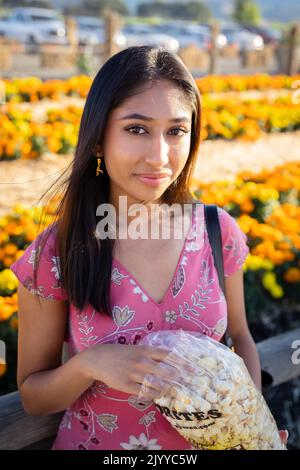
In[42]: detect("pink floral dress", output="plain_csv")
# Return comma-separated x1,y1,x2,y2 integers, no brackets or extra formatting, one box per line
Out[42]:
10,203,250,450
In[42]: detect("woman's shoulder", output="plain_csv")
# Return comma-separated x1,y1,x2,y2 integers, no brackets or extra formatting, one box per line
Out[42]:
197,202,250,277
10,220,68,301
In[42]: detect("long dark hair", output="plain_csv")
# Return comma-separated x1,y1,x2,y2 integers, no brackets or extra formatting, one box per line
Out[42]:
33,45,202,317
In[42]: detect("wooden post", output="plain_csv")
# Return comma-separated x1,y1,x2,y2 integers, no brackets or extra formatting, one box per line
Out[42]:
286,23,300,76
209,20,220,74
65,16,79,48
0,79,5,104
103,8,123,61
0,38,13,72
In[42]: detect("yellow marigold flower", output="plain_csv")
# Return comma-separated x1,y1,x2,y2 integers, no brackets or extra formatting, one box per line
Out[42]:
238,214,259,234
245,255,263,271
262,272,276,289
4,243,18,256
7,281,17,290
240,200,254,213
271,286,284,298
5,141,17,156
2,255,14,267
11,226,24,236
289,234,300,250
0,269,19,291
283,268,300,283
15,250,25,260
262,272,284,297
0,303,15,321
0,232,9,244
0,217,8,228
261,259,275,270
276,241,292,251
21,141,32,155
12,204,26,214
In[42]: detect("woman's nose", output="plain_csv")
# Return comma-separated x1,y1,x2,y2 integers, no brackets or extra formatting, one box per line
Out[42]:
145,133,169,166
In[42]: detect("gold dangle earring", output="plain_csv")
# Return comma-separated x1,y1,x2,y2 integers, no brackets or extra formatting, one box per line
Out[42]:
96,151,104,176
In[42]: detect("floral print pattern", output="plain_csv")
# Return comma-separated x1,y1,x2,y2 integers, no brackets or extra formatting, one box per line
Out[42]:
120,433,162,450
10,203,250,450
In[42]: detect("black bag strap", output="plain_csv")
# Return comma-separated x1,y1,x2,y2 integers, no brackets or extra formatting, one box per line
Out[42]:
203,204,226,300
193,201,231,347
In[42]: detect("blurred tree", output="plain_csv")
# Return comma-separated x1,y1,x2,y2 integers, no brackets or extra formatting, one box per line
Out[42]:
83,0,128,17
137,1,169,17
185,1,212,22
233,0,262,26
138,1,212,22
3,0,54,7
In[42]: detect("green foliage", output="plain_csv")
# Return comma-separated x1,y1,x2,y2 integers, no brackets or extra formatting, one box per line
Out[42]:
76,53,92,76
232,0,262,26
82,0,129,17
3,0,53,8
137,1,212,22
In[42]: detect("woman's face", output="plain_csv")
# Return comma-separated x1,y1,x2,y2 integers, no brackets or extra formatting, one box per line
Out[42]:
101,79,193,216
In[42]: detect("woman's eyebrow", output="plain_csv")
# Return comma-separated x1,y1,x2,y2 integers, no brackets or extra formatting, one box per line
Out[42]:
119,113,190,123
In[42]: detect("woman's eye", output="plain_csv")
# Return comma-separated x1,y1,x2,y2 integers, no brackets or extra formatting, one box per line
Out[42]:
127,126,146,134
126,126,189,136
169,128,189,136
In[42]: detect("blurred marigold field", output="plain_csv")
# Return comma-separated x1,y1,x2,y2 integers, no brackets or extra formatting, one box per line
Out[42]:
2,74,299,103
1,73,300,161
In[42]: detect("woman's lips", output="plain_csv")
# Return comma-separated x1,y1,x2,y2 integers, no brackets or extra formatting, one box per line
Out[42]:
134,174,171,186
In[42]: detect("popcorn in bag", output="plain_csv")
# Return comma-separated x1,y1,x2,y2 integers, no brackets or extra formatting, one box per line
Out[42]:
137,329,286,450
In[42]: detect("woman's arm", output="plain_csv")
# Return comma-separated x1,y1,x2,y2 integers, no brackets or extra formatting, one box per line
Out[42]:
17,283,94,416
17,282,172,416
224,267,262,391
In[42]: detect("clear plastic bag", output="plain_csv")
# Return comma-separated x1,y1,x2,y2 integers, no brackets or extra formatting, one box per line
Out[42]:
137,329,286,450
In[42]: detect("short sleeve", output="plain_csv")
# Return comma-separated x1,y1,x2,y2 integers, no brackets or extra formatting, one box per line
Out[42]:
10,223,68,302
217,207,250,278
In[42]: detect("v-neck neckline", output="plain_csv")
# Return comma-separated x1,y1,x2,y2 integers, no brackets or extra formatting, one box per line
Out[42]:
112,203,196,309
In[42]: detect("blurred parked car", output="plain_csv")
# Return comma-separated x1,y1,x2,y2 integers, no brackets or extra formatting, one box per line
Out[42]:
241,24,282,47
0,7,67,44
73,15,104,45
221,26,264,51
73,16,126,48
151,22,227,51
151,23,209,50
121,24,180,53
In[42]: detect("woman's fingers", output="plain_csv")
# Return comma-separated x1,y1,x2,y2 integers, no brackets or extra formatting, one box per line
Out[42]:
143,346,171,362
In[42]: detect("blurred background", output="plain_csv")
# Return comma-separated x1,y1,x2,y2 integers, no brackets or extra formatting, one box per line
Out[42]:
0,0,299,77
0,0,300,450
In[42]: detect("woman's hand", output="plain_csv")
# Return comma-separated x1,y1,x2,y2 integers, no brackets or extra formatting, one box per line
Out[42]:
80,343,178,398
279,429,289,445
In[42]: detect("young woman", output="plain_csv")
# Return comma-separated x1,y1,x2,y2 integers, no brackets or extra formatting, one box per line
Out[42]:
10,46,288,450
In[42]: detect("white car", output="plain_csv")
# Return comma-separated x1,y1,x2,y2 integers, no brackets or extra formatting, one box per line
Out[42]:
74,16,104,45
0,7,67,44
121,24,180,53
